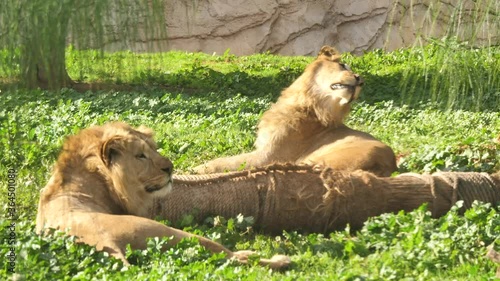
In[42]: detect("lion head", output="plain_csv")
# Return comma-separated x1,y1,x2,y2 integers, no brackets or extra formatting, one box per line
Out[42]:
37,122,173,220
281,45,364,127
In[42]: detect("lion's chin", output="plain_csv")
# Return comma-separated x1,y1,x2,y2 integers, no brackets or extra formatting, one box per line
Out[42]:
145,180,172,196
336,87,360,105
145,185,163,192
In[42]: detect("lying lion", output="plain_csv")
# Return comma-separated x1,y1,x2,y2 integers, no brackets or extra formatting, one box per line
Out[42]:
195,46,397,176
36,122,290,268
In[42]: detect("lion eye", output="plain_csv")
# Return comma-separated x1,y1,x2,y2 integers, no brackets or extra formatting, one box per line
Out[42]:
339,63,351,71
136,153,147,159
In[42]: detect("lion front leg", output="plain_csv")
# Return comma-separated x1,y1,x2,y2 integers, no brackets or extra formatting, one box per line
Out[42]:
57,212,290,269
68,212,232,258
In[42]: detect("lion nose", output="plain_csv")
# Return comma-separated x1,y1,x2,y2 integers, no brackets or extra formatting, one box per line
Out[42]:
162,166,172,174
161,159,173,175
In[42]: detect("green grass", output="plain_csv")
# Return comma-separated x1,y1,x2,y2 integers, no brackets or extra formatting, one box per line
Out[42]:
2,203,500,280
0,45,499,280
400,38,500,111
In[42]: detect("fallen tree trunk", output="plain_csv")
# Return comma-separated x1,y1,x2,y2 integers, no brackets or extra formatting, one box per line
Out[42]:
153,164,500,233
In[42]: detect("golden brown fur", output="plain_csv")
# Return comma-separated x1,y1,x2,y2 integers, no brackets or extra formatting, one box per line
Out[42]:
195,46,397,176
36,122,289,268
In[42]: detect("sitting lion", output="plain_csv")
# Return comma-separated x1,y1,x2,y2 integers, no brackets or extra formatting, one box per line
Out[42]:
36,122,289,268
194,46,397,177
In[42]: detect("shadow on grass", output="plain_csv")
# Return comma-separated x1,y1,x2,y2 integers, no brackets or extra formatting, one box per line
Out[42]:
2,60,498,113
1,65,403,103
0,66,302,116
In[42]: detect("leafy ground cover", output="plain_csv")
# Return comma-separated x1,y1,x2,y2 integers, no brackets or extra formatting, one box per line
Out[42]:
0,45,499,280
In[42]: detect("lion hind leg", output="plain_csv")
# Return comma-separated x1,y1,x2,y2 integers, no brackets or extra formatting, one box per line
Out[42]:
301,141,397,177
194,151,268,174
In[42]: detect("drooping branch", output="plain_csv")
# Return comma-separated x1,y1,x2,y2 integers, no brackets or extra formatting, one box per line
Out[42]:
1,0,167,90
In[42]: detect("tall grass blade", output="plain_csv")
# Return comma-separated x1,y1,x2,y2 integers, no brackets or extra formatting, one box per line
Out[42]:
398,0,499,111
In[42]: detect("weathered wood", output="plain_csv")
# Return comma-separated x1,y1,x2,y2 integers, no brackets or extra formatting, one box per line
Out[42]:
156,165,500,233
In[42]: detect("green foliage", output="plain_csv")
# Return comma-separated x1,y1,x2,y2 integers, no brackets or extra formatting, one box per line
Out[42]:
63,48,308,99
392,0,500,111
0,47,499,280
2,203,499,280
355,202,500,280
348,101,500,173
401,38,500,111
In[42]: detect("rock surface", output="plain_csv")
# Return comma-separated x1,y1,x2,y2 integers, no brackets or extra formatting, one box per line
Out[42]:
102,0,498,55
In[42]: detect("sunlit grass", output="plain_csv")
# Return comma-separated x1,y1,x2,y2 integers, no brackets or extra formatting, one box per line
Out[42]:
61,42,497,112
393,0,499,111
400,38,499,111
1,48,499,280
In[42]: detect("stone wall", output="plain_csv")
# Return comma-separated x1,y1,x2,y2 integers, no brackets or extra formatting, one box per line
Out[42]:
102,0,498,55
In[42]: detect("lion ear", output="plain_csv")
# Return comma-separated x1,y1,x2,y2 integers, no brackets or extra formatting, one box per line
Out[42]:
101,137,123,167
318,45,341,62
136,125,154,138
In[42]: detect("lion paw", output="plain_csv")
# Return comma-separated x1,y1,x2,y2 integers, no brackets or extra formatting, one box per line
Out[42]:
267,254,291,269
231,251,291,269
230,250,256,263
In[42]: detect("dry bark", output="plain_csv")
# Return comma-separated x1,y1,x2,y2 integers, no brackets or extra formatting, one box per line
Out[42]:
153,164,500,233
